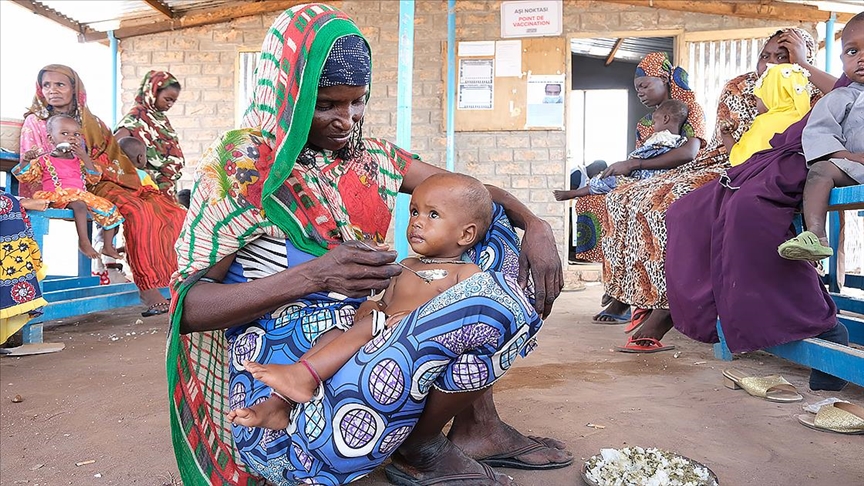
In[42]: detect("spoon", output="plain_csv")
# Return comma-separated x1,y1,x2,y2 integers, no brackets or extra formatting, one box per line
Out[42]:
55,142,73,153
356,241,448,283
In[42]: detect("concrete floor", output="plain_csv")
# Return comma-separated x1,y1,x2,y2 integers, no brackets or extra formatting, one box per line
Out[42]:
1,284,862,485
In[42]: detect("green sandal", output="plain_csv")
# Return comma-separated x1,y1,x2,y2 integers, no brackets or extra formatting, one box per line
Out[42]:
777,231,833,262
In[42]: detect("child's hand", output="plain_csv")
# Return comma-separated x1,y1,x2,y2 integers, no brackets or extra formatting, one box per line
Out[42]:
849,153,864,164
72,142,89,160
718,119,737,135
553,190,572,201
354,299,385,323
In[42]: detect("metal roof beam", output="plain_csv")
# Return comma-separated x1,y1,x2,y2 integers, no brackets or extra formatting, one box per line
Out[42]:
80,0,306,42
598,0,855,23
9,0,108,45
143,0,174,19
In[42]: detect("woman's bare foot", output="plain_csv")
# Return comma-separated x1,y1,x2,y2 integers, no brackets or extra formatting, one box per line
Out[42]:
78,239,100,259
631,309,674,341
390,434,516,485
593,298,630,322
242,361,317,404
449,420,573,469
101,245,123,260
228,396,293,429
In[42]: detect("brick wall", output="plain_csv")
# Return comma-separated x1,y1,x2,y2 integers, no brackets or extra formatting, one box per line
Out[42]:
119,0,804,287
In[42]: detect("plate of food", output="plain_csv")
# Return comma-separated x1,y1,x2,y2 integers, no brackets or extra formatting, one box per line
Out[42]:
581,447,719,486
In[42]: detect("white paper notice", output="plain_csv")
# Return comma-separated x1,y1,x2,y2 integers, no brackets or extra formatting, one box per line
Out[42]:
495,40,522,77
458,41,495,57
458,59,494,110
525,74,565,128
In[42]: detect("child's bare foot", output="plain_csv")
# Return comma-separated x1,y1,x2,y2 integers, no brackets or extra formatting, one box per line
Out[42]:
243,361,317,403
79,240,100,259
101,245,123,259
228,396,293,429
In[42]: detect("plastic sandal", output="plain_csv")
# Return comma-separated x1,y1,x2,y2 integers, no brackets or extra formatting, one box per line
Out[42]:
591,309,632,325
777,231,833,261
797,402,864,434
616,336,675,353
625,308,651,334
722,368,803,402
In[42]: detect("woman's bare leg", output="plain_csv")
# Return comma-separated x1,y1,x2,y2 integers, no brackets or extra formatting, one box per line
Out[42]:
68,201,99,259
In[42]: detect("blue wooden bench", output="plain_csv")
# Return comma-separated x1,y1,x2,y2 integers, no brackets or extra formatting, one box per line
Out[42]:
3,153,168,349
714,185,864,387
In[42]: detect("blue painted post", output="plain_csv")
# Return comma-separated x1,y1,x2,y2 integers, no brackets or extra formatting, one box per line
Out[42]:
446,0,456,172
108,30,119,127
825,13,836,74
394,0,415,259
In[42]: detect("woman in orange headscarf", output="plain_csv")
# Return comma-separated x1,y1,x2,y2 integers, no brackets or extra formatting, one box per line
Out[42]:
20,64,186,316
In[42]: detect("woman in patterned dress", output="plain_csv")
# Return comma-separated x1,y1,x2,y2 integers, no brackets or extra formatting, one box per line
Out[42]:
167,5,568,486
115,70,185,197
611,29,835,352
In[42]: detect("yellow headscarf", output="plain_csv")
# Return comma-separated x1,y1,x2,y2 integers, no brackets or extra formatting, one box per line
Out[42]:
729,63,811,166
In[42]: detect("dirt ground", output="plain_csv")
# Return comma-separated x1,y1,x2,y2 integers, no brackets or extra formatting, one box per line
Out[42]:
2,284,862,486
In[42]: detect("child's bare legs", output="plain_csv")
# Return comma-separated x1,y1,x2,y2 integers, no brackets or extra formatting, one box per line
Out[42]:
100,226,123,259
245,314,379,402
68,201,99,259
229,315,384,429
802,161,856,244
779,161,857,261
553,187,590,201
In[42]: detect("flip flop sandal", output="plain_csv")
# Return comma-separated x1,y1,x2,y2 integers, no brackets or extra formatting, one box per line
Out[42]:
384,462,511,485
141,301,170,317
796,402,864,435
722,368,803,402
616,336,675,353
591,309,632,325
777,231,833,261
478,438,574,470
625,308,651,334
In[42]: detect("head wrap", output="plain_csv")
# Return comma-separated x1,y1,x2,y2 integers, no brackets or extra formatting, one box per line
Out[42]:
240,4,374,254
26,65,139,187
729,63,811,166
634,52,706,145
319,35,372,87
115,70,184,195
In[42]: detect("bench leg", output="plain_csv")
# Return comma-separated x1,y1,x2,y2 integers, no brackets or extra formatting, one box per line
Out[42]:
20,323,43,344
713,319,733,361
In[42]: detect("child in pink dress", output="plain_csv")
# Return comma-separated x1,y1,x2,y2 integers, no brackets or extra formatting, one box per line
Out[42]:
13,114,124,259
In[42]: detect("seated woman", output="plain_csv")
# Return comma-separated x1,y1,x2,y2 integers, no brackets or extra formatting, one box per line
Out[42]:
604,30,835,352
0,193,48,347
20,65,186,316
115,70,184,198
168,5,569,486
664,15,864,391
572,51,706,326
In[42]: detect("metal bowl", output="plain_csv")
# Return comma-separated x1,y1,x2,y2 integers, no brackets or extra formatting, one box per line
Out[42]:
580,450,719,486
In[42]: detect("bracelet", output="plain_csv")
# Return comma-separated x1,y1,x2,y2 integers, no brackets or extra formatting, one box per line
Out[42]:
198,276,222,284
370,309,388,337
300,359,322,387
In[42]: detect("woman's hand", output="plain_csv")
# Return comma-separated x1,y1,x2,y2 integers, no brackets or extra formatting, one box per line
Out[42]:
20,198,50,211
601,160,637,179
553,189,577,201
518,216,563,318
22,147,44,162
776,29,810,66
309,240,402,298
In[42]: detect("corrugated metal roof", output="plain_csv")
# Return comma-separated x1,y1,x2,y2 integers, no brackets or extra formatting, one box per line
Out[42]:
24,0,237,32
571,37,675,63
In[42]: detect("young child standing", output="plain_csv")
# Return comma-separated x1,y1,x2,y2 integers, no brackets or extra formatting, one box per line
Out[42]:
227,173,493,429
778,13,864,261
13,114,123,259
725,63,812,166
559,99,690,198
